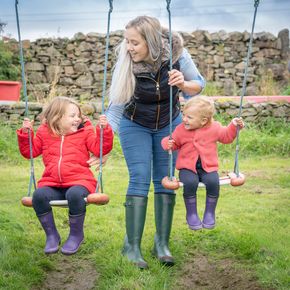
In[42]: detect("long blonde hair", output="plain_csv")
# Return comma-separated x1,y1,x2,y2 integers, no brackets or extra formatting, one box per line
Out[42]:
109,16,163,104
42,96,81,136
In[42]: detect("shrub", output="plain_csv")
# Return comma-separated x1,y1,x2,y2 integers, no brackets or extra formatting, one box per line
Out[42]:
0,40,20,80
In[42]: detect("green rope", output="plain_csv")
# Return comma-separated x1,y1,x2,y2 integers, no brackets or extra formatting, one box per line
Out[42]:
15,0,36,196
97,0,113,193
166,0,174,180
234,0,260,176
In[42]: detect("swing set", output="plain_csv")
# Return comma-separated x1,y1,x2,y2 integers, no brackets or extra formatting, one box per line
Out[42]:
15,0,114,207
161,0,260,190
15,0,260,205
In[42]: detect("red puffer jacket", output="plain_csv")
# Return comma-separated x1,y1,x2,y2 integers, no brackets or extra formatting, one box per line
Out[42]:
17,121,113,193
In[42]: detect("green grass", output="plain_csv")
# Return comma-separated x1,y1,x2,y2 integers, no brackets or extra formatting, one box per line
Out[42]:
0,121,290,289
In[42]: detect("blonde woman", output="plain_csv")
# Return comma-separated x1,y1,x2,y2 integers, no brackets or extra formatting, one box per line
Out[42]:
106,16,205,269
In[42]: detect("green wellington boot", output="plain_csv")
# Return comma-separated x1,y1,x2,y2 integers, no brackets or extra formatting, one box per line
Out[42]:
122,195,148,269
153,193,175,266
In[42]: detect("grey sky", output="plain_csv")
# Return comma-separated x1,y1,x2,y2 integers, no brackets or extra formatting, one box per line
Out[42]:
0,0,289,41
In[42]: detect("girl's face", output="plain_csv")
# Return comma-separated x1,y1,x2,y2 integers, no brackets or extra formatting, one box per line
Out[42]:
182,106,208,130
124,27,150,63
60,103,81,134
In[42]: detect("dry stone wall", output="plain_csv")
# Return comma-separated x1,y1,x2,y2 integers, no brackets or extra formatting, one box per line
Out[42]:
7,28,289,103
1,100,289,127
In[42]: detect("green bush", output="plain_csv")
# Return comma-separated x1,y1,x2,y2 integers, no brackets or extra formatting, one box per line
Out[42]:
0,41,20,80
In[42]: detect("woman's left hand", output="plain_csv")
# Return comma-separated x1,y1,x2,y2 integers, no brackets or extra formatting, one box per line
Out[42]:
168,69,184,88
87,154,109,171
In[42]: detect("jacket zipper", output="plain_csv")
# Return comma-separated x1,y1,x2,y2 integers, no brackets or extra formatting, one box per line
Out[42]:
135,73,161,129
58,135,64,183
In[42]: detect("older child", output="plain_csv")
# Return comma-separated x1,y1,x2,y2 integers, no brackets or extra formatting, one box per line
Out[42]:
17,96,113,255
162,96,244,230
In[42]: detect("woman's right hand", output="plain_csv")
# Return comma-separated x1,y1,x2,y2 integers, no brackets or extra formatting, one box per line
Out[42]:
22,118,34,133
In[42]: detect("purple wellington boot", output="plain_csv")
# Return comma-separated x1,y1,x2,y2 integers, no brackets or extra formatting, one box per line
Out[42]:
38,211,61,254
184,197,202,230
61,213,85,255
202,196,218,229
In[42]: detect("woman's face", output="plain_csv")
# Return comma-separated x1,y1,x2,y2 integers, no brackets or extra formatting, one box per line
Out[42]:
124,27,150,63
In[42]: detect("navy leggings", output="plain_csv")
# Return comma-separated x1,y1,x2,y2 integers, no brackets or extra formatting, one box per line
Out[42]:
179,166,220,199
32,185,89,216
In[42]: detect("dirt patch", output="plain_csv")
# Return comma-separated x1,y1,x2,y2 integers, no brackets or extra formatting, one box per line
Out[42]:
176,253,270,290
32,256,99,290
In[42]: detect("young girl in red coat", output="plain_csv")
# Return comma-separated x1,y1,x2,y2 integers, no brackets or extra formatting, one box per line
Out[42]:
161,96,244,230
17,96,113,255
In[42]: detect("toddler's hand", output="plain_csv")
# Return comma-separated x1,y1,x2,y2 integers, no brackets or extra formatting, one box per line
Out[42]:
167,138,175,150
22,118,34,133
98,114,108,128
233,117,244,128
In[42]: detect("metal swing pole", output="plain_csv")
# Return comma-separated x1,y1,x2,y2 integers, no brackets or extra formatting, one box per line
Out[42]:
234,0,260,176
97,0,113,193
15,0,37,196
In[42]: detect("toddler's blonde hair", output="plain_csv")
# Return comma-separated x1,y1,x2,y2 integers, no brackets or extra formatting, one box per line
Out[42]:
184,96,215,123
42,96,81,136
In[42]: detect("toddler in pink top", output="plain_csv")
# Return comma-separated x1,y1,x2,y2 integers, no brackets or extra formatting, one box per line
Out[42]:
162,96,244,230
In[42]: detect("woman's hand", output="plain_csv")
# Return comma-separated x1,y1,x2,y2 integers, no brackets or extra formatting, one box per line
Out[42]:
87,154,109,171
233,117,245,129
168,69,185,89
22,118,34,133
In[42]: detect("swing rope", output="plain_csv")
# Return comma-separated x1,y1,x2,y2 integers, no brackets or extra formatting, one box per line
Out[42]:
15,0,37,196
233,0,260,176
166,0,174,181
96,0,113,194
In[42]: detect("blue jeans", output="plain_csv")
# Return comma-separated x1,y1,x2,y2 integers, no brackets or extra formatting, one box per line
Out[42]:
119,115,182,197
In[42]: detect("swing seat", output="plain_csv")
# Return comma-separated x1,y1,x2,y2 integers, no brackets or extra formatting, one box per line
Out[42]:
21,193,110,208
162,172,246,190
161,176,181,190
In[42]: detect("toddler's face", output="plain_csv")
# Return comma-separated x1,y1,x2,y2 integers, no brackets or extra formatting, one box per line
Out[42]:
60,103,81,134
182,107,207,130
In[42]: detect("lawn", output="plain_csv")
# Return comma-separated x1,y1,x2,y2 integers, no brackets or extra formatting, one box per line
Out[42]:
0,122,289,289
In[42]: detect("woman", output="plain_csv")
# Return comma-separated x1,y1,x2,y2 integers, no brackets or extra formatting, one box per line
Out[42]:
106,16,205,269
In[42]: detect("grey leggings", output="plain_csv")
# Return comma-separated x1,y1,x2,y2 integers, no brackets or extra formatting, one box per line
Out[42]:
32,185,89,216
179,166,220,198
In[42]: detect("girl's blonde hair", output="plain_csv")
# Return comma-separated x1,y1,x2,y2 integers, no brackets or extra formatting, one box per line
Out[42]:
42,96,81,136
109,16,163,104
184,96,216,122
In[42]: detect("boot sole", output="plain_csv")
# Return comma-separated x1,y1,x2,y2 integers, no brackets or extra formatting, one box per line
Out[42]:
202,223,215,229
61,239,84,255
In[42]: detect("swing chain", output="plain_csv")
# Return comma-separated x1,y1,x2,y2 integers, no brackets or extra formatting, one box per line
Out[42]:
254,0,260,8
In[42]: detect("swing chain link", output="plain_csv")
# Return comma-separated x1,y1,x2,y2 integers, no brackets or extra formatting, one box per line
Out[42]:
254,0,260,8
109,0,113,13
